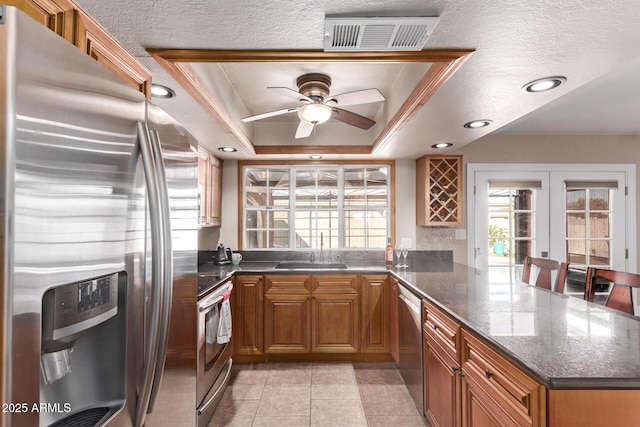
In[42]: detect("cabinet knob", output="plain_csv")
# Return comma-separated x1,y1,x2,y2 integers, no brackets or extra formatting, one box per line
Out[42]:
452,366,458,373
485,370,493,379
432,324,438,331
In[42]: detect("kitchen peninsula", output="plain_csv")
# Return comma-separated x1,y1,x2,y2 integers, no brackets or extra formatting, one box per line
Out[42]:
198,258,640,426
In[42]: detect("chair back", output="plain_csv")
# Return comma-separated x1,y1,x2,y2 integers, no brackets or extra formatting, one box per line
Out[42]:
522,255,569,293
585,267,640,315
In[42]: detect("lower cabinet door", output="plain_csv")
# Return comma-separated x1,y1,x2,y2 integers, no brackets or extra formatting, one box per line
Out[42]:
264,294,311,353
424,335,460,427
461,369,521,427
312,294,360,353
232,275,263,355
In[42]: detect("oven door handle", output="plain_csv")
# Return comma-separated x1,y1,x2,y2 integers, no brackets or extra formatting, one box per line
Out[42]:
197,359,233,416
199,295,224,312
198,283,233,312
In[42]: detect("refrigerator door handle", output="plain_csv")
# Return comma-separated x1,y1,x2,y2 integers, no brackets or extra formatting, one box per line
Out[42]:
134,122,168,427
146,129,174,413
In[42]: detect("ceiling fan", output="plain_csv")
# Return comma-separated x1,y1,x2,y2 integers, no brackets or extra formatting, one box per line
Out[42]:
241,73,385,139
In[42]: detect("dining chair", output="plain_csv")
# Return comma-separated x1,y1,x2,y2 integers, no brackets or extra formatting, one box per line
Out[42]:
522,255,569,294
584,267,640,315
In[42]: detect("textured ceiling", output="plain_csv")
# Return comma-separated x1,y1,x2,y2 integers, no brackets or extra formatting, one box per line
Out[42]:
75,0,640,159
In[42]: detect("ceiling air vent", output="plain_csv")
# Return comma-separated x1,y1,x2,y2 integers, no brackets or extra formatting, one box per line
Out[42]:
324,16,439,52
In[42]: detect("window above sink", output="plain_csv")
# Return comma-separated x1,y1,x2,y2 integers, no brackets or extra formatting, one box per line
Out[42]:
240,161,394,251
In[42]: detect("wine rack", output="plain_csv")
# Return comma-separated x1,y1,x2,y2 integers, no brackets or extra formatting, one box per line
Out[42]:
416,155,463,226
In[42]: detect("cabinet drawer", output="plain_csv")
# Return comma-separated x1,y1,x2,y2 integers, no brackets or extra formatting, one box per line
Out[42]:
264,275,311,294
461,330,545,426
312,274,359,294
423,299,460,362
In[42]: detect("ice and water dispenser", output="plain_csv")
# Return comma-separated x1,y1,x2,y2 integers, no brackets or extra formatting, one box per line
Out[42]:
40,272,127,426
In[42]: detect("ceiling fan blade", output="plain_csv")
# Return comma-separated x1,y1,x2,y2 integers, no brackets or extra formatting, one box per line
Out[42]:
241,107,298,122
295,121,314,139
268,87,313,103
331,108,376,130
330,88,385,106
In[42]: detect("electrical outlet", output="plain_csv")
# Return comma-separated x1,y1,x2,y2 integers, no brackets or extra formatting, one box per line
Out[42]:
455,229,466,240
401,238,412,248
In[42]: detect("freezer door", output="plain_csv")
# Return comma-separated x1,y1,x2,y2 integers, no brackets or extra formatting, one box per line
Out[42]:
1,7,146,427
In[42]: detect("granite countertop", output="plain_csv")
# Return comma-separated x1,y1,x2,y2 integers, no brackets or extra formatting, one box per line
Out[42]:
197,260,640,389
392,263,640,390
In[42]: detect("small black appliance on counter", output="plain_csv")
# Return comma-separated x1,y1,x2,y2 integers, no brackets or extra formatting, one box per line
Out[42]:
212,243,232,265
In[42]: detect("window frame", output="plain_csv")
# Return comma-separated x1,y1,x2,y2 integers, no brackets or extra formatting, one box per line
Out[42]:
238,160,395,251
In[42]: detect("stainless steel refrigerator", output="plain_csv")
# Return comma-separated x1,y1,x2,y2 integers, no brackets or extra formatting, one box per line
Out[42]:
1,6,199,426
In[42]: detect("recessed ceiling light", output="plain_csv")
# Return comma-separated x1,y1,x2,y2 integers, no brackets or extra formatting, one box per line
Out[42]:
431,143,453,149
308,155,323,160
151,84,176,99
522,76,566,93
463,120,492,129
218,147,237,153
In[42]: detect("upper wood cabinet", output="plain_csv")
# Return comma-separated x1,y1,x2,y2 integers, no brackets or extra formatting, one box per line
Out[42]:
7,0,151,97
198,147,223,227
416,155,463,226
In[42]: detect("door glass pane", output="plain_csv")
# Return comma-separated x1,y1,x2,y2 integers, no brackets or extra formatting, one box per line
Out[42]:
566,213,586,238
567,240,586,264
566,189,586,210
589,189,609,210
488,188,537,282
564,187,613,300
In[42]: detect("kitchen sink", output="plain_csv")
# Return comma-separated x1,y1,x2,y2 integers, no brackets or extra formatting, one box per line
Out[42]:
274,261,348,270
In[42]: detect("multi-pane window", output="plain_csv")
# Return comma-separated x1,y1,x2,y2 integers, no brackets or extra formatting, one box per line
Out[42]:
565,183,615,269
243,165,391,250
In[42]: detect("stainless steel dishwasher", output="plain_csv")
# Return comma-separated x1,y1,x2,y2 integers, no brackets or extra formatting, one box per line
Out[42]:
397,283,424,415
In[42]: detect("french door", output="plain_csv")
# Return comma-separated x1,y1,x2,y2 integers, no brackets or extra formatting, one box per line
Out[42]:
473,171,549,283
470,165,634,294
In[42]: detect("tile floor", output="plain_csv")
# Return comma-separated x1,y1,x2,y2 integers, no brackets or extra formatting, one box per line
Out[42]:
207,362,426,427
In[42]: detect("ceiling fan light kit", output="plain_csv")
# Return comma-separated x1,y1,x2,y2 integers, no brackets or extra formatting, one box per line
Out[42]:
297,104,332,124
241,72,385,139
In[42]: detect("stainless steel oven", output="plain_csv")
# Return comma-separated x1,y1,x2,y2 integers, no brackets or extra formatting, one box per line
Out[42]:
196,280,233,427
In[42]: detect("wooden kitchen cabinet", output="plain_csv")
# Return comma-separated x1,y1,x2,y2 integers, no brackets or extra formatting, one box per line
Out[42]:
8,0,152,97
422,299,544,427
263,274,360,354
416,155,463,226
361,275,390,354
166,277,197,364
390,278,400,364
312,275,360,353
423,299,462,427
6,0,77,42
198,147,223,227
424,332,460,427
263,275,312,353
461,330,545,427
232,275,263,355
